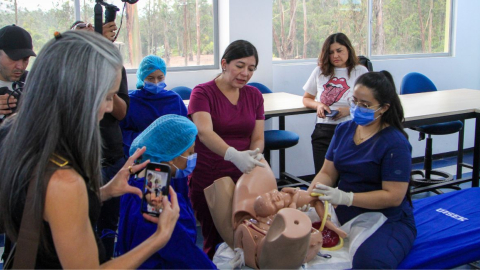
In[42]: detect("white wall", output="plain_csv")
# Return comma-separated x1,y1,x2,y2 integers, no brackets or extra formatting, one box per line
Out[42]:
126,0,480,178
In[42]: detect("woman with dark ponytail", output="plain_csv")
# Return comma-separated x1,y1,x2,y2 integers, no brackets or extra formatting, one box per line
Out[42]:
307,71,416,269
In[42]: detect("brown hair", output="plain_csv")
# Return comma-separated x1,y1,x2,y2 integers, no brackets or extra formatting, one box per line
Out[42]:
318,33,359,79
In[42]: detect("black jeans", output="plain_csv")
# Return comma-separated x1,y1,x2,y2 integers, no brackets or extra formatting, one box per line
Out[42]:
311,123,337,174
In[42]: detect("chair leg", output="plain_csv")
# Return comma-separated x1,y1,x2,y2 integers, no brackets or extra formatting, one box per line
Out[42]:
424,136,433,179
456,120,465,179
264,149,271,166
412,134,457,194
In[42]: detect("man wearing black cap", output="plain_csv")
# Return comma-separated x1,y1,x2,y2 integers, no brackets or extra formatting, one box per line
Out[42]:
0,24,36,121
0,24,36,264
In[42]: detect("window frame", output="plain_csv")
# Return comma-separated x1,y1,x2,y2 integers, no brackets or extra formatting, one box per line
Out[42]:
73,0,219,73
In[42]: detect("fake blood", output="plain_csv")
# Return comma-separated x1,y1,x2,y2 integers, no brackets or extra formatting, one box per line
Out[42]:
312,221,340,248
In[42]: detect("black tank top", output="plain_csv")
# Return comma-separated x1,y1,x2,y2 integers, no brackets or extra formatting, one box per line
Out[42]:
34,174,107,268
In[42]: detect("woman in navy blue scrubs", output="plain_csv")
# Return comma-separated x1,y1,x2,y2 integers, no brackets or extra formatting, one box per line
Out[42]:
308,71,416,269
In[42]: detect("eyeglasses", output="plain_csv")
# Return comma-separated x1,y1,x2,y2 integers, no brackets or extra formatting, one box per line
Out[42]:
347,97,381,109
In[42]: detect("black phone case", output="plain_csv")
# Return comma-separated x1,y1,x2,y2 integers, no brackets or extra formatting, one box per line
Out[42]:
325,110,339,117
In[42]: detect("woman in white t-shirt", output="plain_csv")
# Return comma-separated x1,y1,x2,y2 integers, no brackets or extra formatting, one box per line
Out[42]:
303,33,368,174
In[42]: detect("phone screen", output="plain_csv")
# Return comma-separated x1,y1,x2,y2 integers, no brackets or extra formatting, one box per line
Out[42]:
141,163,171,217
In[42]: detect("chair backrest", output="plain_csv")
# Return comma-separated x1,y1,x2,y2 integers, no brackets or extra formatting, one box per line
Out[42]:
247,82,273,120
358,55,373,71
247,82,273,94
400,72,437,95
171,86,192,100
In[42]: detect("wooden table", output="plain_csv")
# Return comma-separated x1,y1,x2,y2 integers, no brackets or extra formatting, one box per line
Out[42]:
401,89,480,127
399,88,480,193
263,92,315,117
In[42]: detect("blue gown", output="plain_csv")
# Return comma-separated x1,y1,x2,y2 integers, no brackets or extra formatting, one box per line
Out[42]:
116,175,216,269
119,88,188,156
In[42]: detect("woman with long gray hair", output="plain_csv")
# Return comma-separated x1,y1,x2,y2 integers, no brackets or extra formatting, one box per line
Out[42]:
0,30,179,268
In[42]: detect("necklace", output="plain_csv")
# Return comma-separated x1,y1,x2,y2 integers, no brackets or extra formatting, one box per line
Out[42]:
355,127,378,144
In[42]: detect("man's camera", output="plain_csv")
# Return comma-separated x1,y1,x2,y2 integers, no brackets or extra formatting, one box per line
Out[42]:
104,4,120,23
97,0,139,23
0,81,24,115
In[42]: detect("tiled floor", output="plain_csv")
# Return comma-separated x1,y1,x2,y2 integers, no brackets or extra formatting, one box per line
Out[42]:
1,152,478,269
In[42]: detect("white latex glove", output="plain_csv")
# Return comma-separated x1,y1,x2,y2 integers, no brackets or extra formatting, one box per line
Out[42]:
230,247,245,269
224,147,265,174
253,152,264,161
297,204,311,212
312,183,354,207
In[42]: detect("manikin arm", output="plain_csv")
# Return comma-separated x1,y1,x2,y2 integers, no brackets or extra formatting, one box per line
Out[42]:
281,188,300,209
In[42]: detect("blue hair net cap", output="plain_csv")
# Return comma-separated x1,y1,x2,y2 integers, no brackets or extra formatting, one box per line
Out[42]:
136,55,167,88
130,114,198,163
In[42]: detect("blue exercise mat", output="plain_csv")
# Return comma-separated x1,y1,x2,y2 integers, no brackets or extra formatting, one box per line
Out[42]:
398,188,480,269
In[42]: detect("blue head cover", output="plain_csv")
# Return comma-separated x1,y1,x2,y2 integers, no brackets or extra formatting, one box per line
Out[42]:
136,55,167,89
130,114,198,163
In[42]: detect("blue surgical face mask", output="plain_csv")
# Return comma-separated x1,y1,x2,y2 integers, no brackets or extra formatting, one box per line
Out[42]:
143,81,167,94
349,105,382,126
172,153,197,178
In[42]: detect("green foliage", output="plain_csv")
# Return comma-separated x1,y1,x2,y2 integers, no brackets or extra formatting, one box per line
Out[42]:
0,0,214,68
273,0,450,60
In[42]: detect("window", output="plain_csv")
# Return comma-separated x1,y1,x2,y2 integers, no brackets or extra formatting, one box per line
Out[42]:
0,0,218,70
272,0,452,61
371,0,451,56
0,0,75,56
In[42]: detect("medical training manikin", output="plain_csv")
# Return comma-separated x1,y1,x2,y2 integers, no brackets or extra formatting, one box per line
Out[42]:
204,160,346,269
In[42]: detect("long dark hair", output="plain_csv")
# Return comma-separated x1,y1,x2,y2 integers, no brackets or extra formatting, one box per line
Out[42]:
318,33,359,79
355,71,412,205
0,30,122,243
221,39,258,68
355,71,408,138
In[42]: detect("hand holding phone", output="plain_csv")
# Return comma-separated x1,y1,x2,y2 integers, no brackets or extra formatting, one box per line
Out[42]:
141,162,171,217
325,110,339,118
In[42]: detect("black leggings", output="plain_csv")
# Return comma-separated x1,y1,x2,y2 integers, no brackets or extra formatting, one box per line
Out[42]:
311,123,337,174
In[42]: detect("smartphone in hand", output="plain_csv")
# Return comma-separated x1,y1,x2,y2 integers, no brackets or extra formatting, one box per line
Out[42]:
325,110,339,118
141,162,171,217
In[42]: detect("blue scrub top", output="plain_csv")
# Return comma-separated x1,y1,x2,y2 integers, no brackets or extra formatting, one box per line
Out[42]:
326,121,414,224
116,175,216,269
119,88,188,156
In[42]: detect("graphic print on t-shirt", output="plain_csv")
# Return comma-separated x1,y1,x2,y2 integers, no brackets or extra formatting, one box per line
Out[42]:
320,77,350,106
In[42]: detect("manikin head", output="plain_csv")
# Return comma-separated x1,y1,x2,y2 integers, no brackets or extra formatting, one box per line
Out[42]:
253,189,286,218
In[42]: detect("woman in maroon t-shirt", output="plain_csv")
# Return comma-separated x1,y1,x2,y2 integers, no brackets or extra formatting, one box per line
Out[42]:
188,40,265,258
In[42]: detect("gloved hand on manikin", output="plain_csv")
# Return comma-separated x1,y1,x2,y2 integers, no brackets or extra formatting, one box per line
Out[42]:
224,147,265,174
313,184,354,206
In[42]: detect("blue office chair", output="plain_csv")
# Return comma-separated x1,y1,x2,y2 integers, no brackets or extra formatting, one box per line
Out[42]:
400,72,463,192
247,82,300,176
171,86,192,100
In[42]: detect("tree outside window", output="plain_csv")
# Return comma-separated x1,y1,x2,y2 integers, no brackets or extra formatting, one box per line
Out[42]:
272,0,452,61
0,0,217,70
